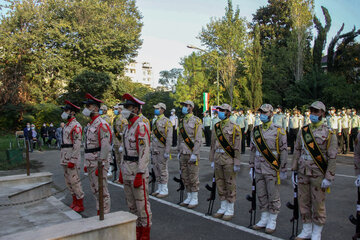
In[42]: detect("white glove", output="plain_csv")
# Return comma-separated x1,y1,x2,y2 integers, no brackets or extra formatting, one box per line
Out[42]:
189,154,197,163
177,153,181,160
321,178,331,189
291,171,298,188
355,175,360,187
164,153,170,159
249,168,254,180
118,146,123,153
280,171,287,180
234,165,241,172
210,162,214,169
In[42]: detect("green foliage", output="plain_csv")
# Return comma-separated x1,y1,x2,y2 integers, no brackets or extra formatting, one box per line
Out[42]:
313,6,331,70
142,91,176,118
159,68,182,91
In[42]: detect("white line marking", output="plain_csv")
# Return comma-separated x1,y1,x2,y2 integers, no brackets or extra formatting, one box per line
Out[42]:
107,181,284,240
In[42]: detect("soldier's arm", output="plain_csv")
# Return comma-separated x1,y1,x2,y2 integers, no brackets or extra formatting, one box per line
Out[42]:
279,128,288,172
244,119,248,133
165,120,173,154
292,131,302,171
137,124,150,173
338,118,342,133
354,133,360,175
325,131,337,181
209,127,216,163
234,125,242,166
70,125,82,163
192,118,203,156
99,123,112,163
249,132,255,168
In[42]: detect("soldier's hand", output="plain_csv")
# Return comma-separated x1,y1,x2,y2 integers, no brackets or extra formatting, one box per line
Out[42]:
67,162,75,168
210,162,215,169
321,178,331,189
177,153,181,161
355,175,360,187
249,168,254,180
119,146,123,153
133,173,143,188
164,153,170,159
84,166,87,173
291,171,298,187
95,168,99,176
189,154,197,163
234,165,241,172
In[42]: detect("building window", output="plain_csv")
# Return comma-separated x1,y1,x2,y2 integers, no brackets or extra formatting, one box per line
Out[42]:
130,69,136,74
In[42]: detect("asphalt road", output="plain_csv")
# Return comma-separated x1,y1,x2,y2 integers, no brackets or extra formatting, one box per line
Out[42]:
29,143,356,240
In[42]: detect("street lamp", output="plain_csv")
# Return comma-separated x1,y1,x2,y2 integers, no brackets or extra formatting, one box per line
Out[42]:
187,45,220,106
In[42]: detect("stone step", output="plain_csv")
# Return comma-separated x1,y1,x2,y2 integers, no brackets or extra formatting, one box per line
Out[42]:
8,181,53,204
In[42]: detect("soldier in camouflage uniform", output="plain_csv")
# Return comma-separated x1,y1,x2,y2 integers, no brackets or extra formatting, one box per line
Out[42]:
60,100,84,212
209,104,241,221
100,105,111,125
178,100,203,209
120,93,152,240
151,103,173,198
113,104,128,182
292,101,337,240
250,104,288,234
82,93,112,214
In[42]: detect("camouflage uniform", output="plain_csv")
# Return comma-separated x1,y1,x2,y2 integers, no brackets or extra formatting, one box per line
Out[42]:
113,113,128,174
60,117,84,200
122,116,152,227
84,115,112,213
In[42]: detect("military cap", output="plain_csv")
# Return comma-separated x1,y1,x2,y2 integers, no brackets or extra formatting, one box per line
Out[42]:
83,93,103,107
180,100,194,108
216,104,232,112
171,109,175,112
62,100,80,112
342,107,346,110
153,102,166,110
100,105,108,111
120,93,145,107
310,101,326,112
259,104,273,113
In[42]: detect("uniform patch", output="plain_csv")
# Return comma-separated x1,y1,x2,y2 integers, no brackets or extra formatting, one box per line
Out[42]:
139,139,145,145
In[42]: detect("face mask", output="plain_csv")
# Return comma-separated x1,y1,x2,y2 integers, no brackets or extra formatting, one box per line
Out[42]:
50,124,53,127
310,114,320,123
99,110,103,115
171,112,175,115
27,125,30,129
114,110,119,115
43,124,46,127
154,109,160,116
82,108,92,117
260,114,269,123
121,108,132,119
218,111,226,120
31,127,35,130
61,112,69,120
182,106,188,115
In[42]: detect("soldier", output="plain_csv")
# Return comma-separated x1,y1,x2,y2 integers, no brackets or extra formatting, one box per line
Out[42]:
340,107,350,154
203,111,212,146
350,109,360,152
236,108,248,154
354,126,360,187
254,110,261,127
170,109,178,147
288,109,301,154
82,93,112,214
273,105,286,129
150,103,173,198
99,105,111,125
292,101,337,240
211,110,221,130
303,109,311,126
178,100,202,209
119,93,152,239
113,104,128,182
209,104,241,221
246,109,255,147
250,104,287,234
60,100,84,212
327,107,341,153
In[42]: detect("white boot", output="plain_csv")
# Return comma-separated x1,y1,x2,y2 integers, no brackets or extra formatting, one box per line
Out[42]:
151,183,161,196
213,200,227,218
188,192,198,209
180,192,192,206
157,183,168,198
253,211,269,230
222,201,234,221
265,213,278,234
295,223,312,240
311,223,323,240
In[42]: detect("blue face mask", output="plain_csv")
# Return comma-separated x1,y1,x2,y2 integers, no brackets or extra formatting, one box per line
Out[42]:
260,114,269,123
218,111,226,120
99,110,103,115
182,106,188,115
310,114,320,123
114,110,119,115
154,109,160,116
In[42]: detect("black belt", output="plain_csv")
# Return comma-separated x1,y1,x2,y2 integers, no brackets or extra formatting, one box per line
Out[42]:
85,147,101,153
123,155,139,162
61,144,73,148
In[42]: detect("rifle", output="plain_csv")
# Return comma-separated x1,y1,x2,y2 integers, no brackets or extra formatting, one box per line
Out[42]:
286,171,299,240
111,149,118,182
246,167,256,228
205,172,216,215
349,187,360,240
173,170,185,204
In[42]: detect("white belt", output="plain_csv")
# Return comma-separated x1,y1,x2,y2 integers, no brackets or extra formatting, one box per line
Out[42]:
216,149,225,153
256,150,278,157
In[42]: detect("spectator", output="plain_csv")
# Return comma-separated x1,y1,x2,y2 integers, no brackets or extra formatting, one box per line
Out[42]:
46,123,56,147
23,123,32,151
55,122,65,149
30,124,41,152
40,123,48,145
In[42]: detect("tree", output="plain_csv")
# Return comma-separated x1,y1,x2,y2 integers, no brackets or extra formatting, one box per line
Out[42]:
198,0,248,105
158,68,182,92
313,6,331,71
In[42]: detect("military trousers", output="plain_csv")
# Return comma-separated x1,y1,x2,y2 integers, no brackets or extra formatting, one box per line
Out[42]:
123,176,152,227
88,166,111,213
246,124,254,147
215,162,236,203
63,165,84,199
152,149,169,184
179,154,200,192
204,126,211,146
256,172,281,214
289,128,299,154
340,128,350,153
113,145,123,176
350,129,358,152
298,173,326,225
241,128,246,153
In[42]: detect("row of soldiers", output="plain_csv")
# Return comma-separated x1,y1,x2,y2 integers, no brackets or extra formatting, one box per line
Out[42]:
58,93,345,240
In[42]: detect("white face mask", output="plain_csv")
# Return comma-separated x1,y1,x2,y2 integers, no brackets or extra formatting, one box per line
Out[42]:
61,112,69,120
50,124,53,127
82,108,92,117
122,108,132,119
